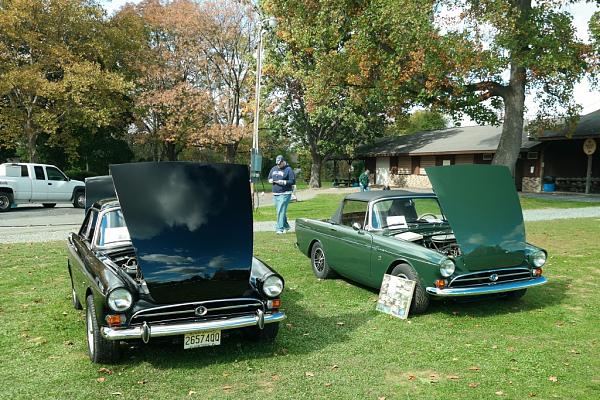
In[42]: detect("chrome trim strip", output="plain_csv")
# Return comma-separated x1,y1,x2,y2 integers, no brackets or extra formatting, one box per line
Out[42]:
101,312,286,341
449,268,530,286
131,298,263,320
426,277,547,297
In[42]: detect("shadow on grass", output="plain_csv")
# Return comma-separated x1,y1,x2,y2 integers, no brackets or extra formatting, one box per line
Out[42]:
121,288,374,369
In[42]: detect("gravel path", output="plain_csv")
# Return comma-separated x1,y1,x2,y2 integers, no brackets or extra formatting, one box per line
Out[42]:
3,197,600,243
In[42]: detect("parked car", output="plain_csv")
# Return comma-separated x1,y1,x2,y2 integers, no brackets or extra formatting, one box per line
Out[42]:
67,162,285,363
295,165,548,314
0,163,85,211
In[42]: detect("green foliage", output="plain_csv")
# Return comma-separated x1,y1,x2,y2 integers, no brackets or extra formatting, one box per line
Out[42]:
391,110,449,135
0,0,134,163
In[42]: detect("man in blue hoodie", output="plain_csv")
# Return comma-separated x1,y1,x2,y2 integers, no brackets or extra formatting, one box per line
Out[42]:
268,155,296,234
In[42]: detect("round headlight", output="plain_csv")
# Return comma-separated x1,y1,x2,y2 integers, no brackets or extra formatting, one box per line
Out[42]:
439,259,455,278
531,250,546,268
107,288,133,312
262,275,284,297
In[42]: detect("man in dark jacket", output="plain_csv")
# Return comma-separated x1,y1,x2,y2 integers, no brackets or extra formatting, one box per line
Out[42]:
268,155,296,234
359,169,370,192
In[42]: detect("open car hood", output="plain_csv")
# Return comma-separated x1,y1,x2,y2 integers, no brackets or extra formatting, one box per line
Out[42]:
425,165,525,270
110,162,253,303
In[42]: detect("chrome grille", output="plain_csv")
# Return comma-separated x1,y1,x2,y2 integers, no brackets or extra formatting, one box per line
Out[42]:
130,298,264,325
449,268,532,288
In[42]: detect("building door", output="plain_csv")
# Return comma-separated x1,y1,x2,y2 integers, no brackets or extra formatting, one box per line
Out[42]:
376,157,390,185
515,157,524,191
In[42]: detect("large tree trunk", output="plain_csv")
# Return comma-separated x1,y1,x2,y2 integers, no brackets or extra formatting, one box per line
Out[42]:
164,141,177,161
309,153,322,188
493,62,526,177
224,142,238,163
25,118,37,163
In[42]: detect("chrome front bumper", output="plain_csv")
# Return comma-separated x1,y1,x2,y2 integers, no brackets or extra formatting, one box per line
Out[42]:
101,310,286,342
426,277,547,297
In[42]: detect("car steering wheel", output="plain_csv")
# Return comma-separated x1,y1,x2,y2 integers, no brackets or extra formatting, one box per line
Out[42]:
418,213,438,221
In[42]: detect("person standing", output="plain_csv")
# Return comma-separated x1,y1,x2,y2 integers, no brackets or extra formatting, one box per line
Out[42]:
359,168,370,192
268,155,296,234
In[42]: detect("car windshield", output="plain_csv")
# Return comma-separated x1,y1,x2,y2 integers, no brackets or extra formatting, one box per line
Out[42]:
371,197,446,229
97,209,131,247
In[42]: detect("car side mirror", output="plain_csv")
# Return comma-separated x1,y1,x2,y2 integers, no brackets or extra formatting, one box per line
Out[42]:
352,222,362,231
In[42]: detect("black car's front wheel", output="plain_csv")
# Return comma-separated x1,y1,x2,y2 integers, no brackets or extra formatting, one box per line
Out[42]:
73,190,85,209
244,322,280,342
310,241,336,279
86,295,120,363
390,263,430,314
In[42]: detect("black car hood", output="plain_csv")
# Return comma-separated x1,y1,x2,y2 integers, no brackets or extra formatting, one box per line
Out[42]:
84,175,116,211
110,162,253,303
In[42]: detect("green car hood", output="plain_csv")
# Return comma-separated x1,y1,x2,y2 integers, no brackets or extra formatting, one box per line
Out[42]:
426,165,525,270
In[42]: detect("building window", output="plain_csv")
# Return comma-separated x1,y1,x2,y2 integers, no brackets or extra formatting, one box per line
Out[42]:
527,152,538,160
482,154,493,161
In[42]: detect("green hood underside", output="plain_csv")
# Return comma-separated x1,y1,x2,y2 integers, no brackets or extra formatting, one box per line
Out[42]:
426,165,526,270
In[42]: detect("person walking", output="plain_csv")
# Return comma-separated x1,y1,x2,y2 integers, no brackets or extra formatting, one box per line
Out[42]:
359,168,370,192
268,155,296,234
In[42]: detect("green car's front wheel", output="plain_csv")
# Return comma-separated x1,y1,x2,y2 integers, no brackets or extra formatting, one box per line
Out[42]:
310,241,336,279
390,263,430,314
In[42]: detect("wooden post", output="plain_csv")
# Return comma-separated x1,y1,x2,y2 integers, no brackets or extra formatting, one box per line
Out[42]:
585,154,592,194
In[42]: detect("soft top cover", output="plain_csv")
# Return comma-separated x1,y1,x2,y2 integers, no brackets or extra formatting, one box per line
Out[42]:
109,162,253,302
426,165,526,269
84,175,116,211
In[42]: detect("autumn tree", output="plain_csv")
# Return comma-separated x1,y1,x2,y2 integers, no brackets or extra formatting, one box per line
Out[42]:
266,0,597,175
263,1,387,187
0,0,131,162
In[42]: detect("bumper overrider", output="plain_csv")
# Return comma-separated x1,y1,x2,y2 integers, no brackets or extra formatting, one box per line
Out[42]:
101,310,286,343
426,276,547,297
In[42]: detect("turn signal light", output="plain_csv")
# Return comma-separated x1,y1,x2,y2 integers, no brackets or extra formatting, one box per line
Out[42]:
435,279,446,289
105,314,123,327
533,268,543,277
267,299,281,309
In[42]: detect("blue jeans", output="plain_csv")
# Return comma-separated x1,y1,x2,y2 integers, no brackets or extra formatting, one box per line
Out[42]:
273,193,291,232
359,184,369,192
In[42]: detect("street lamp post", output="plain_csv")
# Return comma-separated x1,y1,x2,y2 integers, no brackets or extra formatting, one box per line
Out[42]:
250,17,276,206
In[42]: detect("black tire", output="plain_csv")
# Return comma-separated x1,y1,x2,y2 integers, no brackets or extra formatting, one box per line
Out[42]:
390,263,430,314
310,241,336,279
244,322,280,342
86,295,120,363
0,192,13,212
73,190,85,209
505,289,527,300
42,203,57,208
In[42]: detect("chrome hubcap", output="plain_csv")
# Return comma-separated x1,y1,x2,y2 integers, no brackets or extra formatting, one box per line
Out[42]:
77,194,85,208
0,195,9,210
313,248,325,272
86,308,94,355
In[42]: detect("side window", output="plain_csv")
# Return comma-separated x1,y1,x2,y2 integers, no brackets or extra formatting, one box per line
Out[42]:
85,210,99,242
46,166,67,181
79,210,92,237
20,165,29,177
340,200,368,228
34,166,45,180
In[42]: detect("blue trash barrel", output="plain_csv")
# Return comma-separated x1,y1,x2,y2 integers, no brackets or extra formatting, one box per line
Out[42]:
543,183,555,192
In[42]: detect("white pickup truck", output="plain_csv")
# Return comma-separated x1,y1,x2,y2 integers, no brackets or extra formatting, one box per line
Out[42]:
0,163,85,212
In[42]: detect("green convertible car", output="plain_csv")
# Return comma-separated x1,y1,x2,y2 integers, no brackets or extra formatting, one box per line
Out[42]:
295,165,548,314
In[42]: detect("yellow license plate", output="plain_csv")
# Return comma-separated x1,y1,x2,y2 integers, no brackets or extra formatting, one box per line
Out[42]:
183,330,221,349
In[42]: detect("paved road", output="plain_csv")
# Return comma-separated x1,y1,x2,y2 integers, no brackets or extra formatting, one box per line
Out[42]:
2,198,600,244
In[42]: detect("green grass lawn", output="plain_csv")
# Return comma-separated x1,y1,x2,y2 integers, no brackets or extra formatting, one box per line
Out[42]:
253,192,600,222
1,219,600,399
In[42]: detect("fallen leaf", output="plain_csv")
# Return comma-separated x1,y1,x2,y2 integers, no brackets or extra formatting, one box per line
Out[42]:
98,368,113,375
429,373,439,383
336,322,345,326
548,376,558,382
331,365,339,370
570,349,580,354
468,366,481,371
285,323,293,329
96,377,106,383
305,372,315,377
62,311,68,316
222,385,233,391
452,311,459,315
378,397,386,400
468,382,480,388
495,391,504,396
507,346,515,352
188,390,196,396
138,380,147,385
110,392,122,396
303,333,310,336
447,375,460,380
64,340,74,346
528,393,537,397
324,383,332,387
222,372,230,377
407,374,416,381
492,345,498,349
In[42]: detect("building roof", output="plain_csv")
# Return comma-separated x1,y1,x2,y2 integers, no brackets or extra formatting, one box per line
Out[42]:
357,125,540,157
537,109,600,140
344,190,436,202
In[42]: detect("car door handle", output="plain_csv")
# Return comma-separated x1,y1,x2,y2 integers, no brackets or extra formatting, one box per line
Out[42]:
48,182,52,185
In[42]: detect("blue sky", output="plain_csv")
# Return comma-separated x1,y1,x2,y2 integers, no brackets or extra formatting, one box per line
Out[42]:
100,0,600,122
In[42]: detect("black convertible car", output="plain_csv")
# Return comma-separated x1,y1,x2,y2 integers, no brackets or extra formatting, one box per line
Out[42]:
67,162,285,363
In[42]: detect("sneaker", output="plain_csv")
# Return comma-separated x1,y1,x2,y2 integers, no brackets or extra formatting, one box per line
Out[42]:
276,230,285,235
